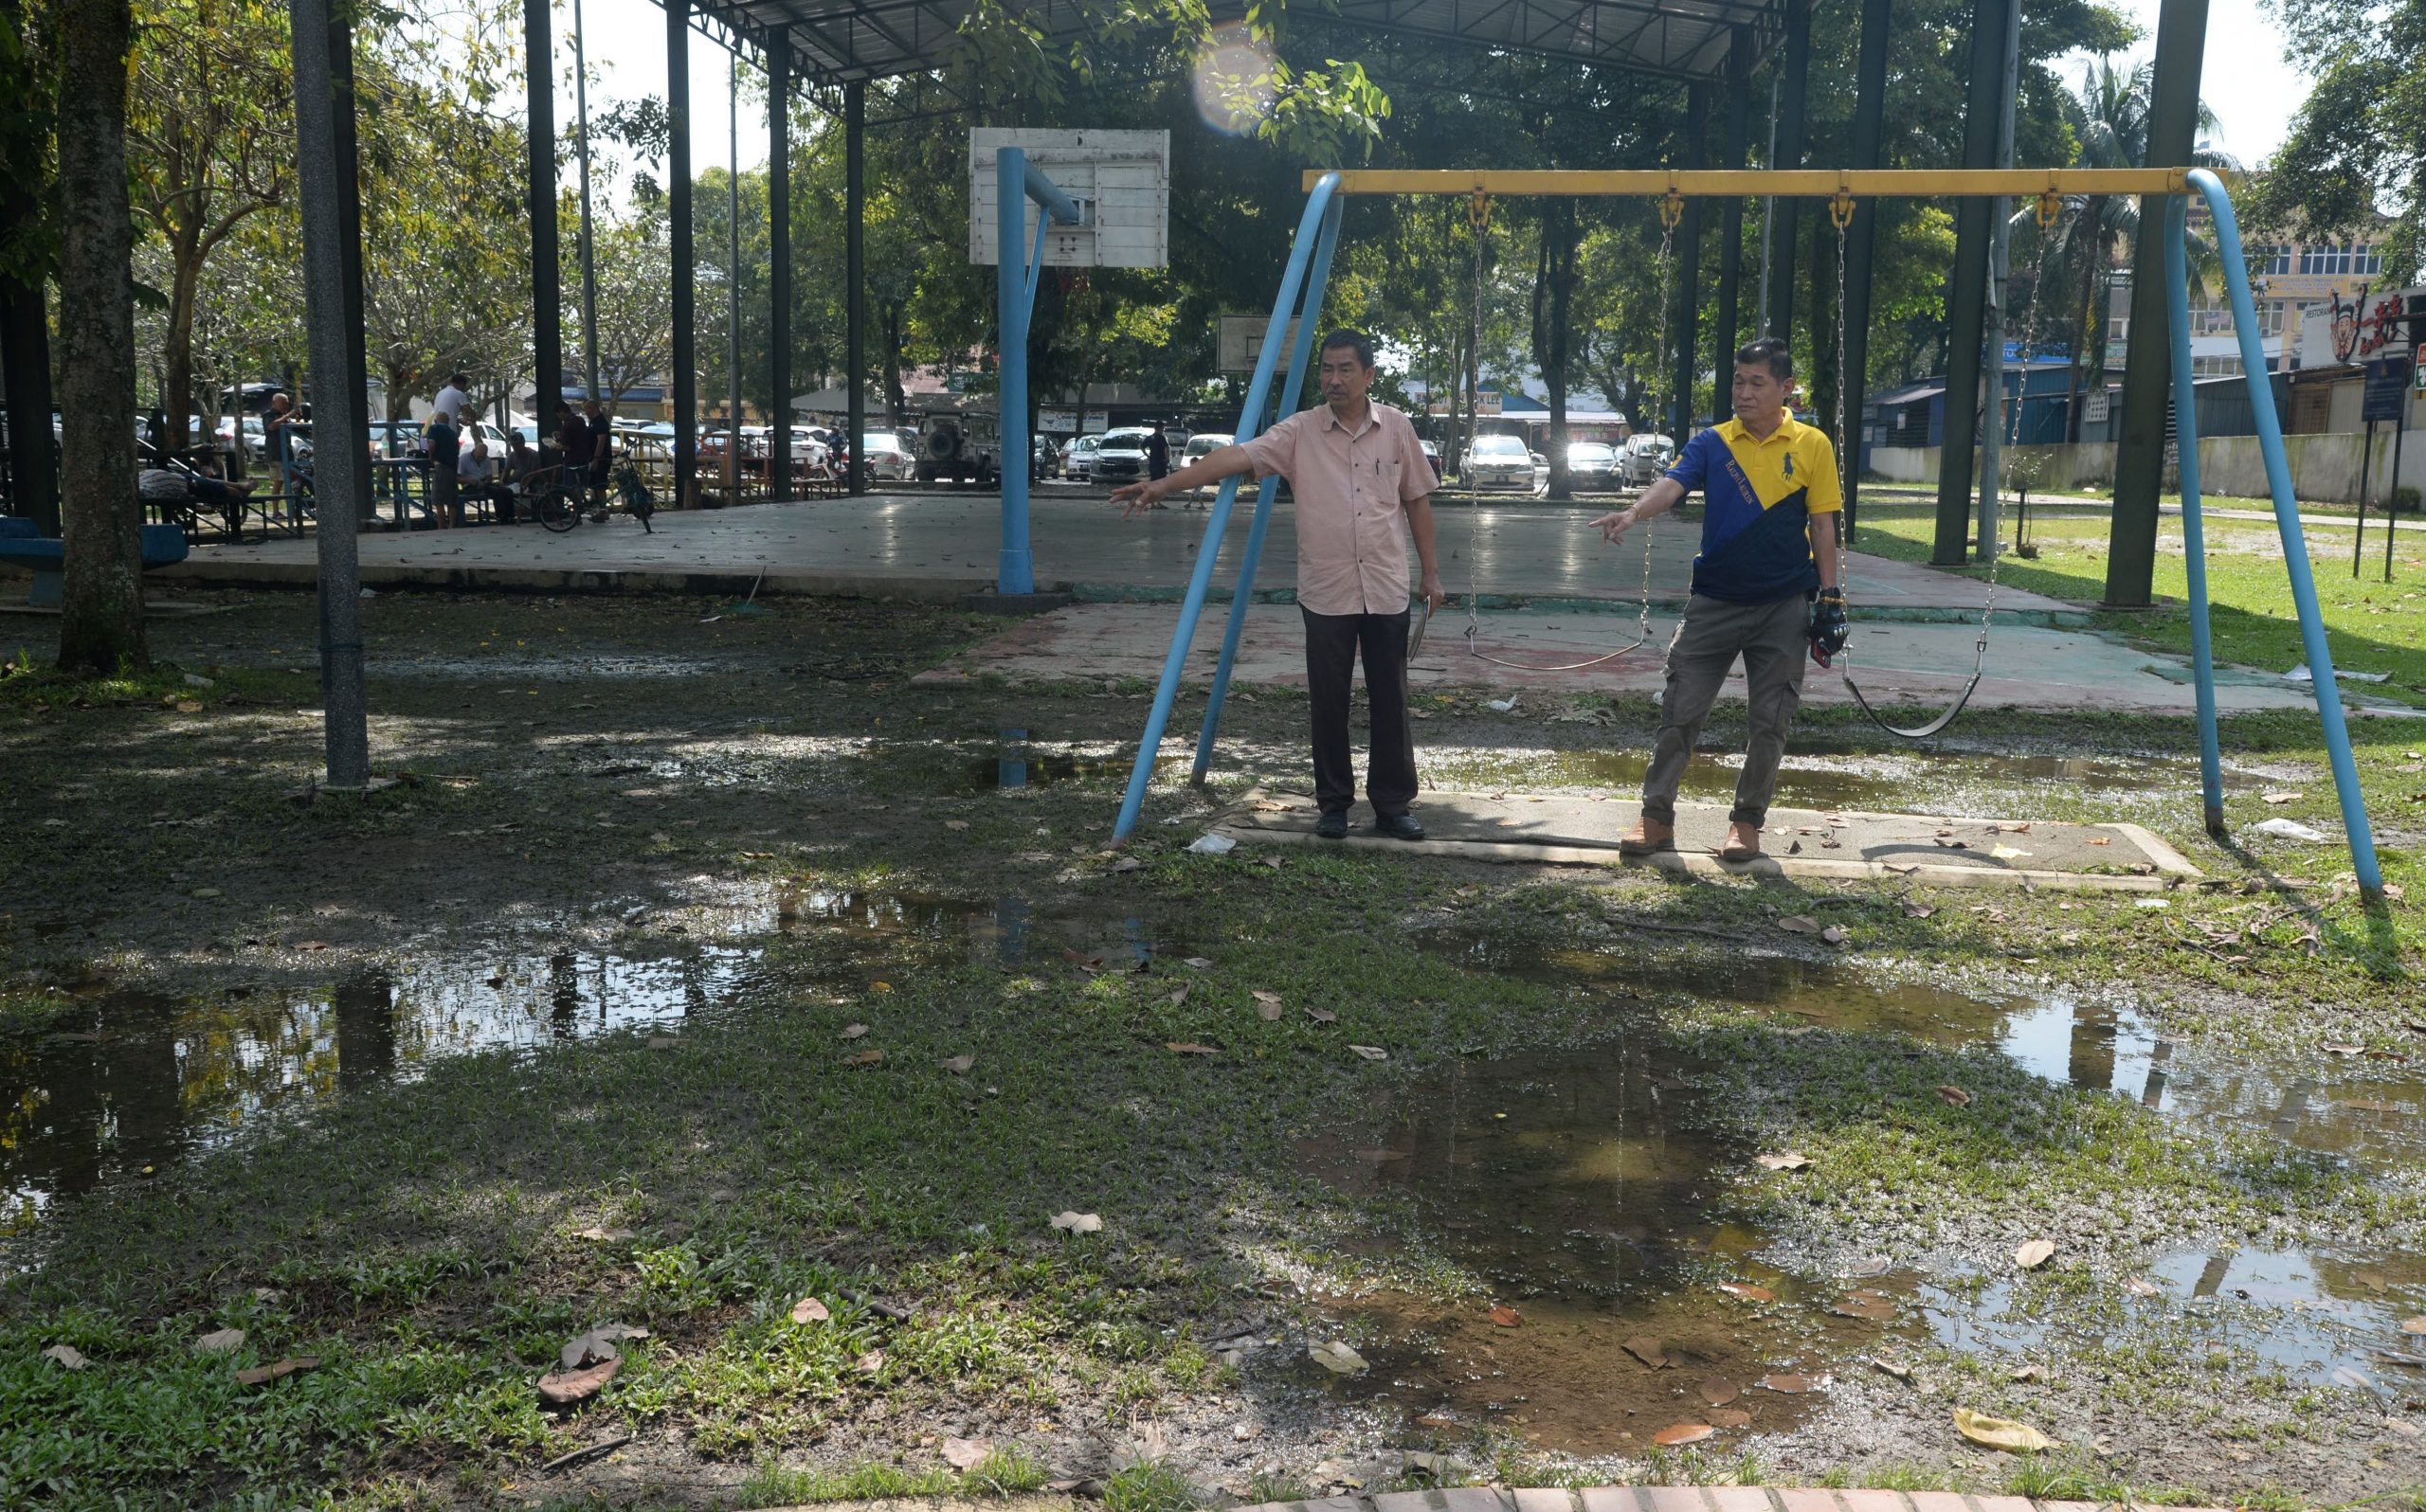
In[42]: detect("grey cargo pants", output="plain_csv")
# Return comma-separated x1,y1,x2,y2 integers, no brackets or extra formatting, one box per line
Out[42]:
1638,591,1809,828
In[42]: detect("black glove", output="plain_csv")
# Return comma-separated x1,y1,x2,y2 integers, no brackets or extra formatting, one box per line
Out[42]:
1808,586,1849,668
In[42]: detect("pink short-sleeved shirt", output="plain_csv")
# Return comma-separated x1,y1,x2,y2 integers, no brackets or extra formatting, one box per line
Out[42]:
1240,401,1435,616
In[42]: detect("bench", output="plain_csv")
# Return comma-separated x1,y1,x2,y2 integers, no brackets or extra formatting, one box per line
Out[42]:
0,518,192,607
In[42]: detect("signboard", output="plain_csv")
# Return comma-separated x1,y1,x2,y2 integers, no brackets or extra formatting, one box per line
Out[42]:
969,129,1170,269
1082,410,1110,434
1039,410,1078,435
2299,286,2426,369
1474,389,1502,417
2363,357,2413,423
2082,389,2111,425
1217,315,1301,374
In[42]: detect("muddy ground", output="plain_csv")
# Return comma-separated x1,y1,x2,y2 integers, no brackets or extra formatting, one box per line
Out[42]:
0,587,2420,1512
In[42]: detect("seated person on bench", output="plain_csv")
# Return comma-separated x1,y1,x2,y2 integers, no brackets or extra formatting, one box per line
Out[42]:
460,426,516,523
140,465,257,519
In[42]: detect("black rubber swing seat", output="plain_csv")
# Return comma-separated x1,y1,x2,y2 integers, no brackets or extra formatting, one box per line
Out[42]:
1837,633,1989,741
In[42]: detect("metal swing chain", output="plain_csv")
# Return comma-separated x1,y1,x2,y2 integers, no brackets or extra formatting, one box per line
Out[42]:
1457,189,1661,674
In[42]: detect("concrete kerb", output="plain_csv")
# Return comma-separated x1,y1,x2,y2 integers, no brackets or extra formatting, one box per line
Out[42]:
1214,1492,2222,1512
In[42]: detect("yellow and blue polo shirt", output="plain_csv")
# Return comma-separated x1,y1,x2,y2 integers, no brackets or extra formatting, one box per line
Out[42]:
1664,411,1843,604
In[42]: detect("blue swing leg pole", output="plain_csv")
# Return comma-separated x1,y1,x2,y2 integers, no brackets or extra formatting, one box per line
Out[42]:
2163,197,2225,837
2186,168,2381,893
1193,198,1344,783
1113,175,1342,841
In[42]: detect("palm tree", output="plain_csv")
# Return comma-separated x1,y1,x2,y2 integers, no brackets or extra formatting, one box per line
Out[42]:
2017,59,2238,441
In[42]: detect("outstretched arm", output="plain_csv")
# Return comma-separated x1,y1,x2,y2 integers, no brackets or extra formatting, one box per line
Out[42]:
1589,477,1686,546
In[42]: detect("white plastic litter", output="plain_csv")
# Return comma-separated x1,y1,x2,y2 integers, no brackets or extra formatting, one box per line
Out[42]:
1485,696,1519,712
2251,817,2329,843
2283,665,2389,683
1186,834,1237,855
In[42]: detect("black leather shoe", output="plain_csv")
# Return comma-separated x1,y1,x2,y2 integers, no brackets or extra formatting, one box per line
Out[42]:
1374,813,1426,841
1314,811,1349,839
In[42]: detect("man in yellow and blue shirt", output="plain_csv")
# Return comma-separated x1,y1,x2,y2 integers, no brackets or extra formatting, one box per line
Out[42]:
1591,336,1846,863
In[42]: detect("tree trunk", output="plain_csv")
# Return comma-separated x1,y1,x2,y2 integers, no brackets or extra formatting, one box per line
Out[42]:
1533,200,1579,501
2067,213,2098,442
53,0,148,675
160,224,206,454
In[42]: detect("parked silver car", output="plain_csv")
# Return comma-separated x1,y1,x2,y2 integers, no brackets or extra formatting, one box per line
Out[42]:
1061,433,1104,480
1464,433,1536,490
1566,441,1622,487
1092,426,1156,486
1620,433,1676,487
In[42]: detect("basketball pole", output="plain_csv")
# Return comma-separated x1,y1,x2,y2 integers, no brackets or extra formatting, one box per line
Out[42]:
994,147,1085,597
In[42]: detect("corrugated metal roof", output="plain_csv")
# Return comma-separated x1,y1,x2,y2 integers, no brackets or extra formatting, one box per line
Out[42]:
721,0,1799,88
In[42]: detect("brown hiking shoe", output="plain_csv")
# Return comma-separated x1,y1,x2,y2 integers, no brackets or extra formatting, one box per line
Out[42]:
1619,818,1675,856
1719,822,1763,863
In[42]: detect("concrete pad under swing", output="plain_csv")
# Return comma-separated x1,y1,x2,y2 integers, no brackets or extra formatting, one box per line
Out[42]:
1210,788,2202,892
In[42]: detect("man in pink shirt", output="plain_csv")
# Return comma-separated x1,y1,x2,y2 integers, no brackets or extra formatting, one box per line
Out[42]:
1113,330,1446,840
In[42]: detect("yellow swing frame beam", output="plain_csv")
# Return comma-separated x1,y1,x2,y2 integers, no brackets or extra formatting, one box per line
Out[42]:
1302,168,2192,198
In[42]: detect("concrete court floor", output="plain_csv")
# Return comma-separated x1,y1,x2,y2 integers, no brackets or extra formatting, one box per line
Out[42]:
168,491,2079,619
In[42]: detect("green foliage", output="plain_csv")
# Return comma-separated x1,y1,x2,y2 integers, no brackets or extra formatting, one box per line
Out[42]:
2254,0,2426,278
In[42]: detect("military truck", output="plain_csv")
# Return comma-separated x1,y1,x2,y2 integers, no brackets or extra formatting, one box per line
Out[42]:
912,414,1001,484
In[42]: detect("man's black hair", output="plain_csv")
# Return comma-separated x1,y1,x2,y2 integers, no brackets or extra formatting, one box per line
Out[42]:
450,370,469,386
1319,329,1376,369
1734,336,1792,382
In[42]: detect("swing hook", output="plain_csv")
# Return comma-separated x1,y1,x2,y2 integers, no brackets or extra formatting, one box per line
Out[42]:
2036,187,2064,231
1658,187,1684,230
1829,187,1856,232
1469,189,1492,232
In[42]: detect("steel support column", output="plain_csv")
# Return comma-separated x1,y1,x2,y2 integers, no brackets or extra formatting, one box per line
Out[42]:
524,0,558,427
1671,82,1710,439
287,0,371,787
1711,27,1751,426
845,81,866,496
1839,0,1892,539
1930,0,2015,564
1763,1,1811,338
668,0,696,501
0,279,58,535
2106,0,2211,604
768,37,791,500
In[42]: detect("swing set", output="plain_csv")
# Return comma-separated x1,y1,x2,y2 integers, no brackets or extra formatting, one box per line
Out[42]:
1107,166,2383,900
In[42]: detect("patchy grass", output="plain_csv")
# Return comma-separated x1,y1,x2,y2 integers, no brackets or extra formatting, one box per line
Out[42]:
1853,502,2426,705
0,588,2417,1509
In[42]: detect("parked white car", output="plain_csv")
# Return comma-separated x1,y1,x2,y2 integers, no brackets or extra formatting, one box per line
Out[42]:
1620,433,1676,487
1061,433,1105,480
860,431,914,482
1464,433,1536,490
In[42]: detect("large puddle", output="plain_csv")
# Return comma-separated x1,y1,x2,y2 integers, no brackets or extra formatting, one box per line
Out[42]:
1298,942,2426,1452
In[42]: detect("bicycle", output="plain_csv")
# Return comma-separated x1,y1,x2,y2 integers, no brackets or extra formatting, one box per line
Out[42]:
517,463,587,533
608,458,655,531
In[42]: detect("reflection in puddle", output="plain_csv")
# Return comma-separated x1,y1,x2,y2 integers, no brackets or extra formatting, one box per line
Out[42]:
1325,942,2426,1446
860,735,1179,794
0,945,767,1240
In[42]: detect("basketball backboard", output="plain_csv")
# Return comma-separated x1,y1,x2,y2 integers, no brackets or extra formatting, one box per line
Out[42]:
969,128,1169,269
1217,315,1300,373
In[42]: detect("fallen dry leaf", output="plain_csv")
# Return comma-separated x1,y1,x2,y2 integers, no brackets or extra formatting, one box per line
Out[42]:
855,1350,884,1374
1936,1085,1974,1107
1253,990,1284,1021
1820,925,1849,946
844,1049,884,1067
1831,1292,1897,1322
538,1356,621,1408
1706,1407,1753,1428
1166,1041,1219,1055
41,1344,87,1371
2322,1042,2364,1056
1303,1004,1337,1023
1166,983,1191,1008
1488,1305,1522,1327
195,1328,245,1355
1717,1282,1775,1304
1872,1358,1911,1380
2123,1276,2162,1298
575,1226,636,1242
234,1356,319,1387
2014,1239,2056,1270
1778,914,1820,934
944,819,970,831
2010,1364,2046,1383
1049,1211,1104,1233
789,1297,830,1324
1953,1405,2053,1453
1755,1152,1809,1171
1184,956,1213,969
1755,1373,1815,1393
1903,902,1936,919
2262,791,2303,805
942,1436,991,1470
1348,1044,1388,1061
2401,1317,2426,1335
939,1054,975,1074
840,1023,869,1039
1652,1423,1714,1447
1621,1335,1667,1369
2089,837,2111,846
1308,1340,1367,1375
2333,1365,2375,1390
1700,1378,1741,1406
